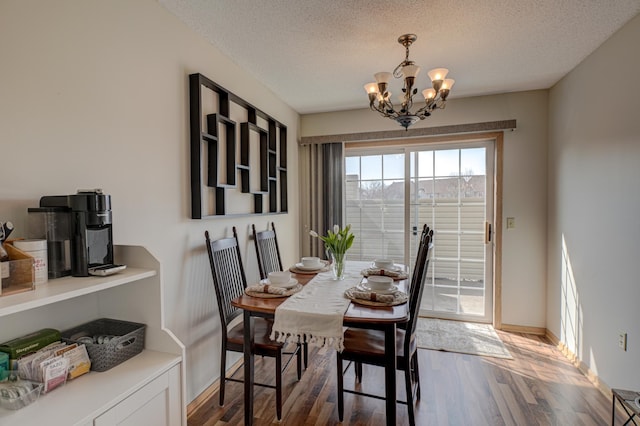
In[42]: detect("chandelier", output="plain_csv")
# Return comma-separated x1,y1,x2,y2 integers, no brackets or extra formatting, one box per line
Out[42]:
364,34,455,130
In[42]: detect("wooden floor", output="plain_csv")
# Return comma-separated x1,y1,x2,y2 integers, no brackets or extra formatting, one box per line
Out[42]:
188,330,622,425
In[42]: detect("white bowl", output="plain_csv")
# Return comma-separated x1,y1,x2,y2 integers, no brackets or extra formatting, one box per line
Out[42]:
374,258,394,270
268,271,291,285
367,275,394,291
301,256,322,268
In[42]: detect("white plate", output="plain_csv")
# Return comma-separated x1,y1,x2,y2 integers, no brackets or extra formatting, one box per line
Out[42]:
295,262,324,271
260,278,298,289
358,283,398,295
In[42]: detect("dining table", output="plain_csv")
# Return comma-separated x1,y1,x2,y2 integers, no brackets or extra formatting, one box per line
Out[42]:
231,260,410,426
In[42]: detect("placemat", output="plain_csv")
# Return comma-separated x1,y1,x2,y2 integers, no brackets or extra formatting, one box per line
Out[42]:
245,283,303,298
344,287,408,307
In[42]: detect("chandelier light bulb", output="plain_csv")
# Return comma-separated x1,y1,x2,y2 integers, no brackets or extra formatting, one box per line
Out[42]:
401,64,420,79
441,78,455,90
427,68,449,82
374,72,392,84
364,82,379,94
422,88,436,100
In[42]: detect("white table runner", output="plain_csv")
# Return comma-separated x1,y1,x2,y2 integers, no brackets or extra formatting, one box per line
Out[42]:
270,261,367,351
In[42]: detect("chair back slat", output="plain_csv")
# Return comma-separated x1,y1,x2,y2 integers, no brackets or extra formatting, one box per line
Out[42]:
205,227,247,328
406,226,434,339
252,223,284,279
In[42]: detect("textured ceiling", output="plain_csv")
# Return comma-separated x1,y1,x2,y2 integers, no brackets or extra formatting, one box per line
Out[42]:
159,0,640,114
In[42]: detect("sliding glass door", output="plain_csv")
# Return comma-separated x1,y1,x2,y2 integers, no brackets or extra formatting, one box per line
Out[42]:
345,140,494,323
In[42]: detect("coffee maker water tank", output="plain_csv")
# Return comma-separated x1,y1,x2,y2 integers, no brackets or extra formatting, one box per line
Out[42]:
27,207,72,278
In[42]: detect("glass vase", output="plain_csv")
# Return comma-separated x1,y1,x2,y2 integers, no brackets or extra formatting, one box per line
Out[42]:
329,249,346,280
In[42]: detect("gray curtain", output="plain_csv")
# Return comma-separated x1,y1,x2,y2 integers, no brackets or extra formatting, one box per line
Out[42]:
299,142,343,259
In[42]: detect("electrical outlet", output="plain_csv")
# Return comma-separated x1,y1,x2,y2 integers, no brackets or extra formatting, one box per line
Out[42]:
618,332,627,351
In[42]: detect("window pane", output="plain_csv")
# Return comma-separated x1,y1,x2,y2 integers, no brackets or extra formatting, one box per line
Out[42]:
417,151,433,178
383,179,403,200
360,155,382,180
435,149,459,177
433,204,458,231
410,153,415,177
460,287,484,316
383,154,403,179
437,232,459,259
461,148,486,176
360,180,383,200
345,157,359,181
461,176,485,199
460,204,485,232
345,180,360,200
434,176,459,200
460,233,484,259
433,286,458,313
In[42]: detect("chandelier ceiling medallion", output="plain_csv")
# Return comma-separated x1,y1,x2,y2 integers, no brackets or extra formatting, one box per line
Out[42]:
364,34,455,130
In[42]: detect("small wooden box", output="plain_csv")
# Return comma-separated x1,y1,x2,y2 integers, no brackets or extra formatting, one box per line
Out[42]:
0,243,35,297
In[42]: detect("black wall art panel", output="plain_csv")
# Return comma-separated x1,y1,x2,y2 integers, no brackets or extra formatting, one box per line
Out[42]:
189,73,288,218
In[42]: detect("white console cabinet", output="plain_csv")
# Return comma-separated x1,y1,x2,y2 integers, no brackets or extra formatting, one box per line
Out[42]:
0,246,186,425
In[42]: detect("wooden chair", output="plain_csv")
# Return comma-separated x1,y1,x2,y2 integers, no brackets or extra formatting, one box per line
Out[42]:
336,225,434,426
205,227,302,420
252,222,283,280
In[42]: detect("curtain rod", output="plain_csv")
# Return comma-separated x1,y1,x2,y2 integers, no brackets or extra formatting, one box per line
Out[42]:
299,120,516,145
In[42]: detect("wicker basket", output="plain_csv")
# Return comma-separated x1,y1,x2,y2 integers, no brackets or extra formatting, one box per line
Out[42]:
61,318,146,372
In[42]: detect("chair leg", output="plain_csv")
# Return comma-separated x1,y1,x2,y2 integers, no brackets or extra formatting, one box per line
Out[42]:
404,362,416,426
355,361,362,383
413,353,421,400
276,352,283,420
336,353,344,421
296,343,302,380
303,340,308,369
219,348,227,406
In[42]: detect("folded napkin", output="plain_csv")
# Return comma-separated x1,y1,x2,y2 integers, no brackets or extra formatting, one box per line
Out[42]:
363,268,406,278
246,284,287,295
350,290,395,304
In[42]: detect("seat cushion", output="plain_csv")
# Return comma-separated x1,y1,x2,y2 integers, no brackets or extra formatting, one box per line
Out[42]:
227,318,284,354
341,328,416,364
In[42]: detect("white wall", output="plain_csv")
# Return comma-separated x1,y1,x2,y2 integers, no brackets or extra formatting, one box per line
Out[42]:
547,13,640,389
301,91,549,328
0,0,300,402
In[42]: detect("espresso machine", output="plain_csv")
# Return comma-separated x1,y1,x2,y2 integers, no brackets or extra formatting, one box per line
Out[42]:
33,189,114,277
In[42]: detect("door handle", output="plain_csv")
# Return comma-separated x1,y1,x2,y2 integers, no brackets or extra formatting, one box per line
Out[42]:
484,221,492,244
412,226,418,236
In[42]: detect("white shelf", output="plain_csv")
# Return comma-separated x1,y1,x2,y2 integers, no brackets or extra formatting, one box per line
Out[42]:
0,246,186,425
0,349,181,425
0,268,156,317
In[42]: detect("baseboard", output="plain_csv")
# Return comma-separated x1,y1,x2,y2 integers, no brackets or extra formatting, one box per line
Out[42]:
545,329,613,400
507,327,616,413
499,323,546,335
186,358,244,418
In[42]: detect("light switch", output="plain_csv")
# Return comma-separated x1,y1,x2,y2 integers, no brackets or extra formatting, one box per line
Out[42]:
506,217,515,229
